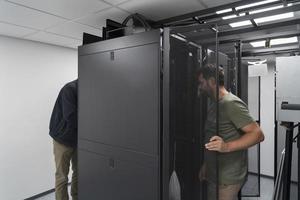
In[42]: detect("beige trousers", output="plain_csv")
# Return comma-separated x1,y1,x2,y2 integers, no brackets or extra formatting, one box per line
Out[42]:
53,140,78,200
219,184,242,200
208,181,242,200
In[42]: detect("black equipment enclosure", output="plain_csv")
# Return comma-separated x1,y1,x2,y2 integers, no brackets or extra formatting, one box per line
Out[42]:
78,30,161,200
82,32,103,45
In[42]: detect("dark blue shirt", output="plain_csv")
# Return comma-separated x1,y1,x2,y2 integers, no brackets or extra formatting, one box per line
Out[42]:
49,80,78,147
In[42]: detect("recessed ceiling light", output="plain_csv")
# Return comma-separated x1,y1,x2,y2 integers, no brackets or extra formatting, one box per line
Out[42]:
254,12,294,24
250,40,266,47
236,0,279,10
216,8,232,14
229,20,252,27
270,36,298,45
222,13,245,20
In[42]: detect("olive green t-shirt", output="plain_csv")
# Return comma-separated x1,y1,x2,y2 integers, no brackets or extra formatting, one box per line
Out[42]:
205,92,255,185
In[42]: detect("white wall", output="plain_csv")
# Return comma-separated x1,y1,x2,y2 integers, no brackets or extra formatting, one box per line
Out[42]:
0,36,77,200
248,60,275,177
260,64,275,177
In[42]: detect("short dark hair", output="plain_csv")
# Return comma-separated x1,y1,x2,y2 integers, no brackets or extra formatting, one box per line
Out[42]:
197,64,225,86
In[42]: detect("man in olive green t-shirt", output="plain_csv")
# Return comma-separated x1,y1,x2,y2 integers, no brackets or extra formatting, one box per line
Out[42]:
197,65,265,200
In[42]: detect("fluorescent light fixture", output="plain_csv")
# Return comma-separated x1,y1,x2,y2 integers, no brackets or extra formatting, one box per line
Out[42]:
170,34,186,42
254,12,294,24
236,0,279,10
249,2,293,14
216,8,232,14
248,59,267,65
177,33,186,38
211,27,217,32
249,5,283,14
207,49,213,53
250,37,298,48
270,36,298,45
223,15,237,20
250,40,266,47
229,20,252,27
222,13,245,20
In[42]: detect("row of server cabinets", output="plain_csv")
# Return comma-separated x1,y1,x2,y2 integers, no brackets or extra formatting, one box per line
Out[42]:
78,28,227,200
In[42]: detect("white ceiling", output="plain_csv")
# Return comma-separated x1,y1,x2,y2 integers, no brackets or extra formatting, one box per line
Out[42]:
0,0,234,49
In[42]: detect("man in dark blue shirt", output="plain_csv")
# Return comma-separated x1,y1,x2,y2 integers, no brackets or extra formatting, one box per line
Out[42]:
49,79,78,200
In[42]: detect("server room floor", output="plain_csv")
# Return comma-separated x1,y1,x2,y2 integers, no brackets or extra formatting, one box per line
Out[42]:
34,175,297,200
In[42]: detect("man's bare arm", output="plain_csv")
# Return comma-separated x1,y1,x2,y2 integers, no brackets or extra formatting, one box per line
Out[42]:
205,122,264,153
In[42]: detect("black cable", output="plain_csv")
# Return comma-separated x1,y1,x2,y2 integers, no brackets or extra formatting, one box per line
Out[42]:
122,13,152,31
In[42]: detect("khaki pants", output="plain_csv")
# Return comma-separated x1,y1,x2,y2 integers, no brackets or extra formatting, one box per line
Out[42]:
208,181,242,200
219,184,241,200
53,140,78,200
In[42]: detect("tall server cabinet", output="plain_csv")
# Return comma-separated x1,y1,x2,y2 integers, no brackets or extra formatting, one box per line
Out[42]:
78,30,161,200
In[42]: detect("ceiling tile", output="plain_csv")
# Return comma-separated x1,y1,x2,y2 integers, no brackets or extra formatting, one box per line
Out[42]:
104,0,131,6
76,7,129,29
201,0,238,8
24,31,82,48
63,41,83,49
0,1,65,30
7,0,111,20
46,21,102,40
0,22,37,38
118,0,205,21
